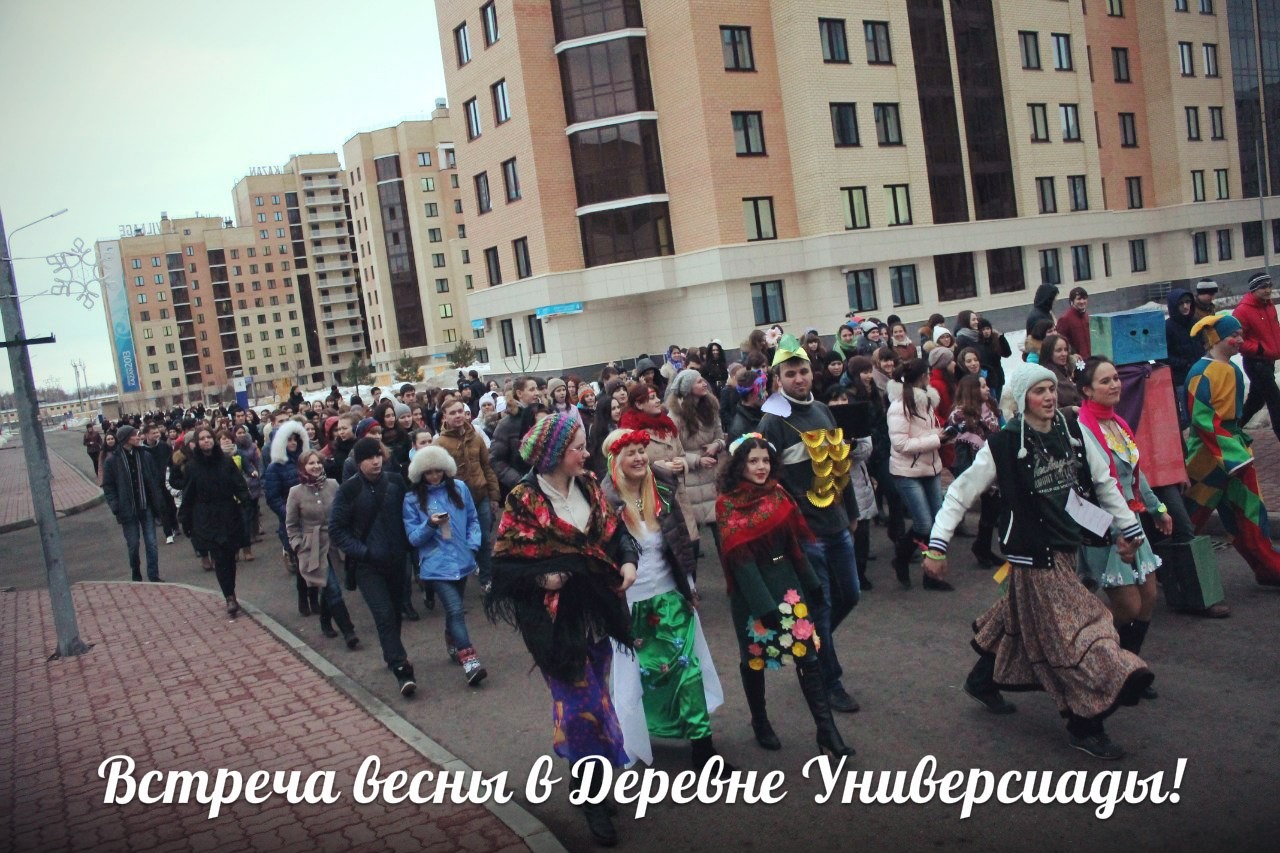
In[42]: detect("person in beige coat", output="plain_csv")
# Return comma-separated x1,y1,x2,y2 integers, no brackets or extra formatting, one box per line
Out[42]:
285,449,360,648
666,369,727,552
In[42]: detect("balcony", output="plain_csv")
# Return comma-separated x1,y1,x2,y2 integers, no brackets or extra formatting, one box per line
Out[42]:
304,177,342,189
314,259,354,272
307,209,345,223
314,275,356,289
324,320,364,337
317,293,357,307
309,227,348,240
321,308,362,322
304,192,344,207
328,339,366,356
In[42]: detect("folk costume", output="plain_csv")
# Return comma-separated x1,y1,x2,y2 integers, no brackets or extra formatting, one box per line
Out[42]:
1184,313,1280,586
602,430,725,769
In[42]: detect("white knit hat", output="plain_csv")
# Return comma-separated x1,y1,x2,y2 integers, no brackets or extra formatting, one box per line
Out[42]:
407,444,457,483
1006,363,1077,459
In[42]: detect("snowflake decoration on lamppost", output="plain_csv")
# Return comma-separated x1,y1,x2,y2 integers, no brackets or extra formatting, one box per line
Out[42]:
43,238,101,310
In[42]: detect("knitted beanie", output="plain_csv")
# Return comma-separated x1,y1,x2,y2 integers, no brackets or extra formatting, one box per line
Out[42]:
933,326,954,344
928,347,954,369
355,417,378,438
392,401,411,418
668,368,702,399
1006,363,1059,459
1248,272,1272,292
518,411,581,473
351,436,383,465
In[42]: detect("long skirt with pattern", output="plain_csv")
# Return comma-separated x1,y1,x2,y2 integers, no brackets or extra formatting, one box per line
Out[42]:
972,551,1152,719
544,637,629,767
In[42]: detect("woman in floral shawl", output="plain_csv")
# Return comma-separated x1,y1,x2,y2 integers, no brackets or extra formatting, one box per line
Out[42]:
485,412,637,847
715,434,854,759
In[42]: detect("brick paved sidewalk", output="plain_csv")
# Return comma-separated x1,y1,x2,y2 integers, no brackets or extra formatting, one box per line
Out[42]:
0,583,548,853
0,440,104,534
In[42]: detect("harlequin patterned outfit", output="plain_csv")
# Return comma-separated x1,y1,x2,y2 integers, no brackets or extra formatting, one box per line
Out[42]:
1184,356,1280,585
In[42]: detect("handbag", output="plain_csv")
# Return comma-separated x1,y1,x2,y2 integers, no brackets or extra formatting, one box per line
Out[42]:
1153,536,1224,611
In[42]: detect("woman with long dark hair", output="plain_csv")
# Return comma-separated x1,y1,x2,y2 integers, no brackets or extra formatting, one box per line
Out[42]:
587,378,626,480
1042,333,1082,410
179,425,251,617
949,374,1002,567
703,341,729,393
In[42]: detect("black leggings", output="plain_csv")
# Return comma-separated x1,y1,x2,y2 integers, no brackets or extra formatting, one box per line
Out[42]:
210,545,238,597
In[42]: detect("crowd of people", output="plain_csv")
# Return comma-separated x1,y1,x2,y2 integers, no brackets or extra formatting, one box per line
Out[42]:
83,276,1280,846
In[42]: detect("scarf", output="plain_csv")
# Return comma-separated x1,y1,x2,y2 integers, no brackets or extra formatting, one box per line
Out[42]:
618,408,678,438
1077,398,1141,506
715,480,815,594
297,459,326,486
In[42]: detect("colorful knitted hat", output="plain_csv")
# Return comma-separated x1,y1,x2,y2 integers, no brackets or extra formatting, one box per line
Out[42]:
519,411,581,473
1190,312,1242,346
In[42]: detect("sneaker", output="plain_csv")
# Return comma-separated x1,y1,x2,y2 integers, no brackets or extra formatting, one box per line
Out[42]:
165,535,175,545
447,643,460,665
828,685,860,713
964,683,1017,714
393,664,417,697
1068,731,1124,760
459,648,487,686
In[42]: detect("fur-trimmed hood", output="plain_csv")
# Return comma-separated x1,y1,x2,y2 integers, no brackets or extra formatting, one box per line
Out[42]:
269,420,308,465
408,444,457,483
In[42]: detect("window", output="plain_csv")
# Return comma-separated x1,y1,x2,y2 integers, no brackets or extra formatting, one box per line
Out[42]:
256,213,266,223
137,293,147,303
1203,44,1219,77
1216,169,1229,199
439,303,454,319
885,184,912,225
428,228,443,243
527,315,546,354
1051,33,1073,70
1107,0,1124,15
1112,47,1130,82
889,265,919,307
1200,0,1214,12
1217,229,1232,261
425,202,439,217
465,98,482,139
134,276,143,286
819,19,848,63
484,246,502,286
1019,31,1040,69
1030,104,1050,141
1244,221,1266,257
1040,248,1062,285
842,186,869,230
443,329,458,344
864,21,892,64
732,112,766,155
131,258,141,269
417,152,432,168
151,256,161,267
750,280,786,324
502,158,521,202
492,79,510,124
1119,113,1138,147
1130,239,1148,272
500,318,516,357
874,103,903,145
1193,231,1210,264
743,197,776,241
846,269,877,311
482,1,499,45
422,177,436,192
1126,176,1144,209
432,253,446,268
1192,169,1206,202
458,225,466,238
1175,0,1188,9
721,26,754,70
139,310,150,321
474,172,492,213
1186,106,1201,140
513,237,532,278
1209,106,1225,140
1036,177,1057,214
455,22,471,65
830,103,859,146
1179,42,1194,76
1071,245,1093,281
1060,104,1081,141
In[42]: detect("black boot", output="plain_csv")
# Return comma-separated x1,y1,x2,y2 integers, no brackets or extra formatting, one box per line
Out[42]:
307,587,321,618
892,537,915,589
690,735,736,776
963,652,1016,714
296,573,311,617
331,601,360,649
318,595,339,638
796,662,854,758
739,664,781,750
1121,619,1158,699
854,524,872,590
971,524,1000,568
573,764,618,847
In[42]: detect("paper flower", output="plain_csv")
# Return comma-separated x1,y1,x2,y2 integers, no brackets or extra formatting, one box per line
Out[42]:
749,658,765,671
747,642,763,657
673,637,685,649
780,616,795,630
792,643,807,658
792,618,815,641
781,654,794,665
778,633,793,646
778,602,793,616
766,646,780,658
793,602,809,619
766,659,782,670
783,589,801,605
764,327,783,347
747,616,777,642
677,655,690,668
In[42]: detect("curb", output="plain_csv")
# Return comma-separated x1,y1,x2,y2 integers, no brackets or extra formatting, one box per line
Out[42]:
78,580,568,853
0,444,108,536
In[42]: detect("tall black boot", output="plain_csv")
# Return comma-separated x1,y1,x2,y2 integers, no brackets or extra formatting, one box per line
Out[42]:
892,537,915,589
796,662,854,758
963,652,1016,713
690,735,736,776
296,572,311,617
330,601,360,649
739,664,781,750
854,524,872,590
1115,620,1139,653
971,521,1000,568
572,763,618,847
1123,619,1158,699
318,594,339,638
307,587,321,618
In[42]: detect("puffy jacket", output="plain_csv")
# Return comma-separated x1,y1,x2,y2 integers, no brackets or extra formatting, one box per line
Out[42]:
490,406,536,494
329,472,410,569
887,383,944,478
403,480,481,582
1025,284,1058,333
1233,290,1280,362
434,422,500,504
1164,288,1202,386
668,408,726,528
265,421,307,522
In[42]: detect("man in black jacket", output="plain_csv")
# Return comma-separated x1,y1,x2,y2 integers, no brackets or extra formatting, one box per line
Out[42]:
329,437,416,696
142,422,179,543
102,425,168,582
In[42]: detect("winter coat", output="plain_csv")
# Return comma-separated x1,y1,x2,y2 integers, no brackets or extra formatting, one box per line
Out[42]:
490,406,536,494
848,436,877,521
234,442,264,499
635,427,697,539
83,429,102,454
1234,290,1280,362
322,437,355,482
668,409,726,529
178,450,250,551
434,421,500,505
727,403,763,438
929,369,956,469
976,333,1012,394
285,478,338,586
601,466,697,600
1056,304,1092,359
328,471,410,572
403,480,481,582
1025,284,1058,333
102,446,167,525
266,421,308,522
887,384,944,478
1164,288,1202,386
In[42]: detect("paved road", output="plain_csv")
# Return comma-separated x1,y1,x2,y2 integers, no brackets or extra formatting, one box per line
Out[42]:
6,430,1278,852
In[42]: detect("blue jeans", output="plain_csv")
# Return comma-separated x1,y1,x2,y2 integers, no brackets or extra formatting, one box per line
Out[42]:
803,529,860,693
354,561,408,670
322,562,345,610
895,475,944,542
431,577,471,649
473,497,494,587
121,508,159,581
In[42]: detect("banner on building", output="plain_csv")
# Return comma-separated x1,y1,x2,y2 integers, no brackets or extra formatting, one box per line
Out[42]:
99,241,141,393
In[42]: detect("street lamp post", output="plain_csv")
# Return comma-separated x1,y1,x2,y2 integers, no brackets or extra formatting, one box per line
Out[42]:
0,205,89,659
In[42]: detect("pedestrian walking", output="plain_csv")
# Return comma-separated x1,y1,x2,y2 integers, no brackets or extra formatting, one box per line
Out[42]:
179,426,252,617
286,450,360,649
101,424,167,583
83,423,103,475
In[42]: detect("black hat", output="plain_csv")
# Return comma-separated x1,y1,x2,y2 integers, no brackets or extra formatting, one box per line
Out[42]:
351,437,383,465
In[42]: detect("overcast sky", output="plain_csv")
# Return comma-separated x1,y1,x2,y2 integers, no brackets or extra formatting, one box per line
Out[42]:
0,0,448,396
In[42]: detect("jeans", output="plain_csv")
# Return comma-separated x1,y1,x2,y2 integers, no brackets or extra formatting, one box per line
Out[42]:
322,562,345,610
121,508,159,581
868,456,906,542
431,576,471,649
803,529,860,693
474,497,494,587
1241,358,1280,440
895,474,944,543
355,560,408,670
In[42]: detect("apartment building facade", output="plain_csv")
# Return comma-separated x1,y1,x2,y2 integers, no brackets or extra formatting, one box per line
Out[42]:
438,0,1279,374
343,111,482,375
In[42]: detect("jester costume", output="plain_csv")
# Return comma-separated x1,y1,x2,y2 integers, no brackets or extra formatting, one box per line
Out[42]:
1184,354,1280,586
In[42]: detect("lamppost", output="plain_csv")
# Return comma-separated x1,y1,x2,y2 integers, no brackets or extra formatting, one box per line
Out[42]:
0,205,90,659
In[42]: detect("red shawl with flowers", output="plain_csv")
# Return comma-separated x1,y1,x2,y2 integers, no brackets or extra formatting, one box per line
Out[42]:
715,480,815,594
618,409,678,438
